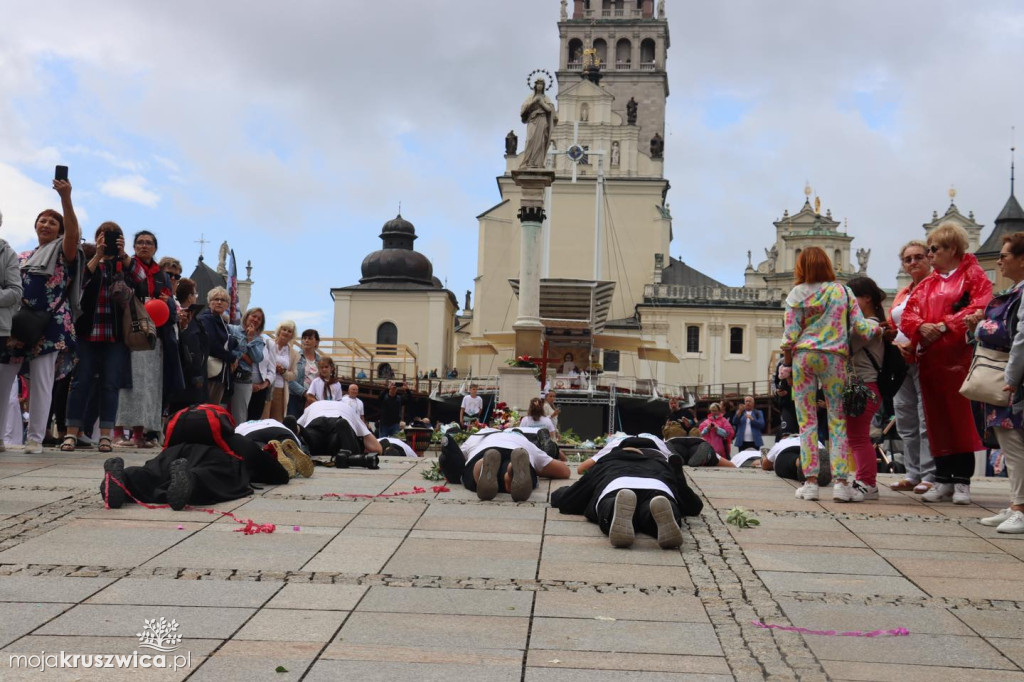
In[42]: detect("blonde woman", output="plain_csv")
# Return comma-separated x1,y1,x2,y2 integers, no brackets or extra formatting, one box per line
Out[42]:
263,320,297,421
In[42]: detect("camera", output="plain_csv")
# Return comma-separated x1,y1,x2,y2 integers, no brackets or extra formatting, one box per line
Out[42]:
105,229,122,257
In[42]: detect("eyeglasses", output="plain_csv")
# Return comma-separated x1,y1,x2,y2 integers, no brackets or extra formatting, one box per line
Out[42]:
928,245,942,253
902,254,926,264
211,297,229,303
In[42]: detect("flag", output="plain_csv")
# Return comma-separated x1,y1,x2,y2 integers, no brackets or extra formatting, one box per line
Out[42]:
227,249,240,324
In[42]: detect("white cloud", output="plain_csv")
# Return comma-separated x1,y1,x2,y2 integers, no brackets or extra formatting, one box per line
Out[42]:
0,163,59,247
274,309,331,331
99,175,160,208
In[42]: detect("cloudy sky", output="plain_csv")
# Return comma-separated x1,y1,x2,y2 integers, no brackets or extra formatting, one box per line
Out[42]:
2,0,1023,332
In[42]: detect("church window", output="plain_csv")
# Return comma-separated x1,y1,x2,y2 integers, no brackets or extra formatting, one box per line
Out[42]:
376,321,397,355
593,38,608,65
686,325,700,353
568,38,583,66
834,249,842,270
640,38,656,66
603,350,620,372
615,39,632,68
729,327,744,355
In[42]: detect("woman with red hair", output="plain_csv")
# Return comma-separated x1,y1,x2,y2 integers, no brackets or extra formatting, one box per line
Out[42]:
780,247,879,502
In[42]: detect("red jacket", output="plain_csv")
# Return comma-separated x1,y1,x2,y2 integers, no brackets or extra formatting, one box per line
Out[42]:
899,253,992,456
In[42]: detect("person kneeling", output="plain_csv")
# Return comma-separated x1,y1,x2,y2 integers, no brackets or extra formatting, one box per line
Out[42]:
552,438,703,549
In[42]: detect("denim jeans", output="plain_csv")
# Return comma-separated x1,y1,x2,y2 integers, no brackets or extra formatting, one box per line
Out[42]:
67,340,127,429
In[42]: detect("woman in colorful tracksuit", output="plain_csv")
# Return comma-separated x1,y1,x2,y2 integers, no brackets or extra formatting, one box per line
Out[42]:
780,247,879,502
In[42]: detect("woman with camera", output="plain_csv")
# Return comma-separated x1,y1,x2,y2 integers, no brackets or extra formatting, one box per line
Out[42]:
0,179,80,454
63,222,146,452
116,231,181,448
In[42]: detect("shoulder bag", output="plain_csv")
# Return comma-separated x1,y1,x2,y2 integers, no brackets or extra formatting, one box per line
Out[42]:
959,346,1010,406
123,294,157,351
840,286,873,418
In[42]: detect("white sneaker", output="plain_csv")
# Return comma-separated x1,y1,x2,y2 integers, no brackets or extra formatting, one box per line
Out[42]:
921,483,954,503
996,510,1024,534
952,483,971,505
23,440,42,454
981,508,1015,527
833,481,865,503
852,480,879,500
795,482,820,500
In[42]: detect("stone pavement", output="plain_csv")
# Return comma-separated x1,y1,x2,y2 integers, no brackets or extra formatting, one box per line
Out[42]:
0,446,1021,681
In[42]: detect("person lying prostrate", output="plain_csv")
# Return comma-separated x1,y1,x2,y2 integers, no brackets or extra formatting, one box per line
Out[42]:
445,427,569,502
665,435,737,468
379,437,418,458
551,442,703,549
581,432,674,473
297,399,382,455
731,449,763,469
762,435,832,486
235,418,303,447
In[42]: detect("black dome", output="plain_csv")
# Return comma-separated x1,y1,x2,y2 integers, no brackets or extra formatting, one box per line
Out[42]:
381,214,416,238
358,213,435,286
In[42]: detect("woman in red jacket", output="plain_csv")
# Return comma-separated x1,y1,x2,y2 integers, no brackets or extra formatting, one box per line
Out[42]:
900,223,992,504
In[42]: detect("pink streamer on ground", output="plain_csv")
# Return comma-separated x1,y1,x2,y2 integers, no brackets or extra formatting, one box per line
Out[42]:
322,485,450,499
103,473,276,535
752,621,909,637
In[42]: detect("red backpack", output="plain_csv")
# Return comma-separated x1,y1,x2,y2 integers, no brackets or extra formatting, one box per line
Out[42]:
164,404,239,460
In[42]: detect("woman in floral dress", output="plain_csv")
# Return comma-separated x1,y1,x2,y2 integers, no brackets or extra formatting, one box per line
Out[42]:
0,179,81,453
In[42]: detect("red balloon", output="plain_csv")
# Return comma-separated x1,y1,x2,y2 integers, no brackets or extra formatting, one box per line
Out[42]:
145,299,170,327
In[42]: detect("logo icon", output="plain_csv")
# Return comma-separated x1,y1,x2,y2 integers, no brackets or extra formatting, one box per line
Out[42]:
136,618,183,652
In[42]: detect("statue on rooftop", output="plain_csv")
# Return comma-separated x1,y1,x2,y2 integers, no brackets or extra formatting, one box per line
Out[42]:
856,248,871,273
217,241,229,276
519,74,558,169
764,244,778,274
505,129,518,156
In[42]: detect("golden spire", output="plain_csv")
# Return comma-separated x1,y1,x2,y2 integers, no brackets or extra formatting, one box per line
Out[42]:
804,182,812,198
948,185,957,203
814,196,821,215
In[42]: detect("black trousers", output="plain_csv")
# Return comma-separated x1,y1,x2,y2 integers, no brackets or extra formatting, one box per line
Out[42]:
596,488,680,538
934,452,975,485
461,448,538,493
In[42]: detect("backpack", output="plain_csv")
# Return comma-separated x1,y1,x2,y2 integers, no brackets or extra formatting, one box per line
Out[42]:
164,404,239,459
864,341,907,401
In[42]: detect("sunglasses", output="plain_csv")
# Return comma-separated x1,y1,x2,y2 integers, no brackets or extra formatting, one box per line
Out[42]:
902,254,926,264
928,245,942,253
167,272,181,280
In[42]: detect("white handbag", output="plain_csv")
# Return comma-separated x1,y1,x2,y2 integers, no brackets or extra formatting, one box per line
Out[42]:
959,346,1011,406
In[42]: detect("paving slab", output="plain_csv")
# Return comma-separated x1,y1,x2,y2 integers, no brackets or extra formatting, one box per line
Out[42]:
534,591,709,623
525,650,732,675
0,489,77,517
210,497,359,528
884,554,1022,579
264,583,368,611
803,631,1015,669
301,530,405,573
384,537,539,579
777,599,974,636
142,523,338,572
189,640,322,682
820,660,1024,681
0,576,114,603
330,612,529,650
87,578,281,608
914,576,1024,601
525,669,730,681
741,544,900,575
757,570,926,597
0,519,199,567
306,659,521,682
856,532,999,553
35,603,255,639
990,637,1024,669
952,608,1024,639
538,559,693,588
0,602,72,647
529,617,722,656
541,535,685,566
234,608,346,642
357,585,533,617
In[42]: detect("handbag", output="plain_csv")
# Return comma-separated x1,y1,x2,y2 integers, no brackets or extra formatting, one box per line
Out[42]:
207,356,224,379
959,345,1010,406
122,295,157,351
10,308,52,349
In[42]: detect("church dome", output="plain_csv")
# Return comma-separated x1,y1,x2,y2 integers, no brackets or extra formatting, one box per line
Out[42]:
359,214,435,286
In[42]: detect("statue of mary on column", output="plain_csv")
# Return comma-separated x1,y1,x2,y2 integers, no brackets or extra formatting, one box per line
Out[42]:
519,78,558,169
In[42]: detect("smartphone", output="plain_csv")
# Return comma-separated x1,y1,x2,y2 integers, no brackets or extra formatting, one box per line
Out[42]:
105,230,122,257
54,165,69,182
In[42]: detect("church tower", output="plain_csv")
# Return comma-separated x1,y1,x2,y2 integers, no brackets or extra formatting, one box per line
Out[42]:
466,1,673,375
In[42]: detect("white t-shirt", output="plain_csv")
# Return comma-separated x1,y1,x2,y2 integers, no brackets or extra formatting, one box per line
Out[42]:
462,428,553,471
731,450,763,468
764,436,823,463
379,437,418,458
341,395,365,417
234,419,299,442
307,378,344,402
593,433,673,462
520,415,556,433
297,400,370,437
542,401,558,429
265,341,292,389
461,394,483,417
597,476,675,512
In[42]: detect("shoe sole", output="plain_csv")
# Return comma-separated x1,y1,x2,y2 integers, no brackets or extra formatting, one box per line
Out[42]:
997,524,1024,534
509,448,533,502
980,513,1012,527
609,490,636,548
102,457,126,509
650,495,683,549
952,497,971,505
476,450,500,501
795,488,819,500
269,441,297,477
167,459,193,511
281,440,314,478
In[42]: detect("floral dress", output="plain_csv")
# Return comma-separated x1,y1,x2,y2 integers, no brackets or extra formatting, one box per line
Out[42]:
0,250,76,367
976,280,1024,430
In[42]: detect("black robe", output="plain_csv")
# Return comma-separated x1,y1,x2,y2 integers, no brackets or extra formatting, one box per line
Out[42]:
550,449,704,523
119,443,253,506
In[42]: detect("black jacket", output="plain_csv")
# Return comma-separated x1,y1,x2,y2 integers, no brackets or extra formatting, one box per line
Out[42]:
550,449,703,523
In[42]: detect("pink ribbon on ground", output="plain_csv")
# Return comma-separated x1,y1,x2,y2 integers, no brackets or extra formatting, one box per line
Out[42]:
321,485,450,499
753,621,909,637
103,473,276,535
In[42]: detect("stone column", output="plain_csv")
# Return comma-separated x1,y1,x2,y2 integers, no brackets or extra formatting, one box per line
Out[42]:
510,169,555,360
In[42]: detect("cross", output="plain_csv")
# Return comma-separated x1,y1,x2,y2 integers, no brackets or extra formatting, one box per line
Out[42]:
195,233,209,257
547,121,606,183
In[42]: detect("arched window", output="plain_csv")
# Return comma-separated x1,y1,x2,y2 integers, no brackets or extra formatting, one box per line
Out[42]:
640,38,656,66
568,38,583,66
377,321,397,355
834,249,842,270
593,38,608,65
615,38,632,68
